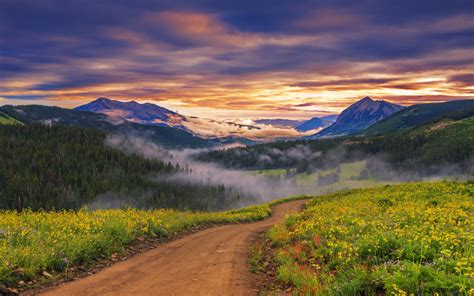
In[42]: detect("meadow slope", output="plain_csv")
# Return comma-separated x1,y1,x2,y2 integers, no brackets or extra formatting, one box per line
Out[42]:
267,182,473,295
40,200,307,295
0,196,308,291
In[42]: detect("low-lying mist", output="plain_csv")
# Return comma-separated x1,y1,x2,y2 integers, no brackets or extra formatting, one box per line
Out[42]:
104,135,304,206
99,134,473,211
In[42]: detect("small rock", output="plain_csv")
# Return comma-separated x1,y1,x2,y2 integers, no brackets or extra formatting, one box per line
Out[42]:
42,271,53,278
17,281,25,286
0,285,12,294
137,236,145,242
27,281,33,285
12,268,25,277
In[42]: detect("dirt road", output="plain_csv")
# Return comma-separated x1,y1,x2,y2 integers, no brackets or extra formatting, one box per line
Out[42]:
41,200,306,296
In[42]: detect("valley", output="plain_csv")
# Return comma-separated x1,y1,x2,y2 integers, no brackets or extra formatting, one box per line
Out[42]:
0,97,472,295
2,2,473,294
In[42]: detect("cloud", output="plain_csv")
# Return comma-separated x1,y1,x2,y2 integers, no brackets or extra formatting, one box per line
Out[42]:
290,78,397,89
449,73,474,86
292,8,363,31
180,117,315,139
0,0,473,118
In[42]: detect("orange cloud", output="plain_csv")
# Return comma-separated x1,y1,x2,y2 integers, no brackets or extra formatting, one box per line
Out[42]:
293,8,362,30
148,11,227,39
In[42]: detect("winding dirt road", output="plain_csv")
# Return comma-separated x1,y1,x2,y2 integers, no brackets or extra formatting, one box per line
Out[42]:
41,200,306,296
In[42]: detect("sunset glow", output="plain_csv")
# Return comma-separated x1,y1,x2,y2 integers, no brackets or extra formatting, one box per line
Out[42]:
1,1,473,119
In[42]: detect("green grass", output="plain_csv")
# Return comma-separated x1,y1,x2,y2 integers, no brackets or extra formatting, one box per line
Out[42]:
295,172,320,185
249,236,267,273
339,161,366,180
250,161,392,193
315,180,393,194
247,168,288,177
295,160,372,186
267,181,474,295
250,161,369,185
0,112,22,125
0,195,308,286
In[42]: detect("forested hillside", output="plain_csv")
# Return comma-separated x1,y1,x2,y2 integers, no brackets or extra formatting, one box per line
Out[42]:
197,116,474,177
0,105,210,148
0,125,251,211
361,99,474,135
353,116,474,175
0,111,21,125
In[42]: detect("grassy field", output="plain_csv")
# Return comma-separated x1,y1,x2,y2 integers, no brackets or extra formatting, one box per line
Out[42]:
296,161,368,186
0,196,309,286
250,161,391,193
249,161,369,182
0,112,22,125
247,168,288,176
267,181,473,295
315,180,393,195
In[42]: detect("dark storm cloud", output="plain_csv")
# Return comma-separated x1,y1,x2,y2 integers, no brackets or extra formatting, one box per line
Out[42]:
449,73,474,85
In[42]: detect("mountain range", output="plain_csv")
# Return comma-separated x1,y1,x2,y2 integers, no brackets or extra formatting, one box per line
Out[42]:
77,98,340,134
75,98,185,127
295,115,338,132
75,98,294,139
0,104,210,148
2,97,473,148
253,117,337,131
311,97,404,138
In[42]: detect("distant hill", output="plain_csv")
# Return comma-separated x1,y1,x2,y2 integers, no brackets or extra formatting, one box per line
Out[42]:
296,115,337,132
196,113,474,175
75,97,185,127
254,119,303,128
0,105,210,148
0,110,22,125
361,99,474,135
75,98,279,141
311,97,404,138
0,124,253,211
321,114,338,122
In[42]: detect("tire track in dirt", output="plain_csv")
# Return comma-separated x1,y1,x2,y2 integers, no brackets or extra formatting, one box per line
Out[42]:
41,200,306,296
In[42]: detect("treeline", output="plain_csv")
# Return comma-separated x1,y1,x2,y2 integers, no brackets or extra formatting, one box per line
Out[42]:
0,125,253,211
196,117,474,177
195,138,342,170
352,120,474,175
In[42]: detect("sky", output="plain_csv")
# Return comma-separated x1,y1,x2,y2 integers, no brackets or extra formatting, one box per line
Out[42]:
0,0,473,119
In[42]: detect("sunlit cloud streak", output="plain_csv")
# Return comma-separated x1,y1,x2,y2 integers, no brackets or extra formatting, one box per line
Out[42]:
0,0,473,119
